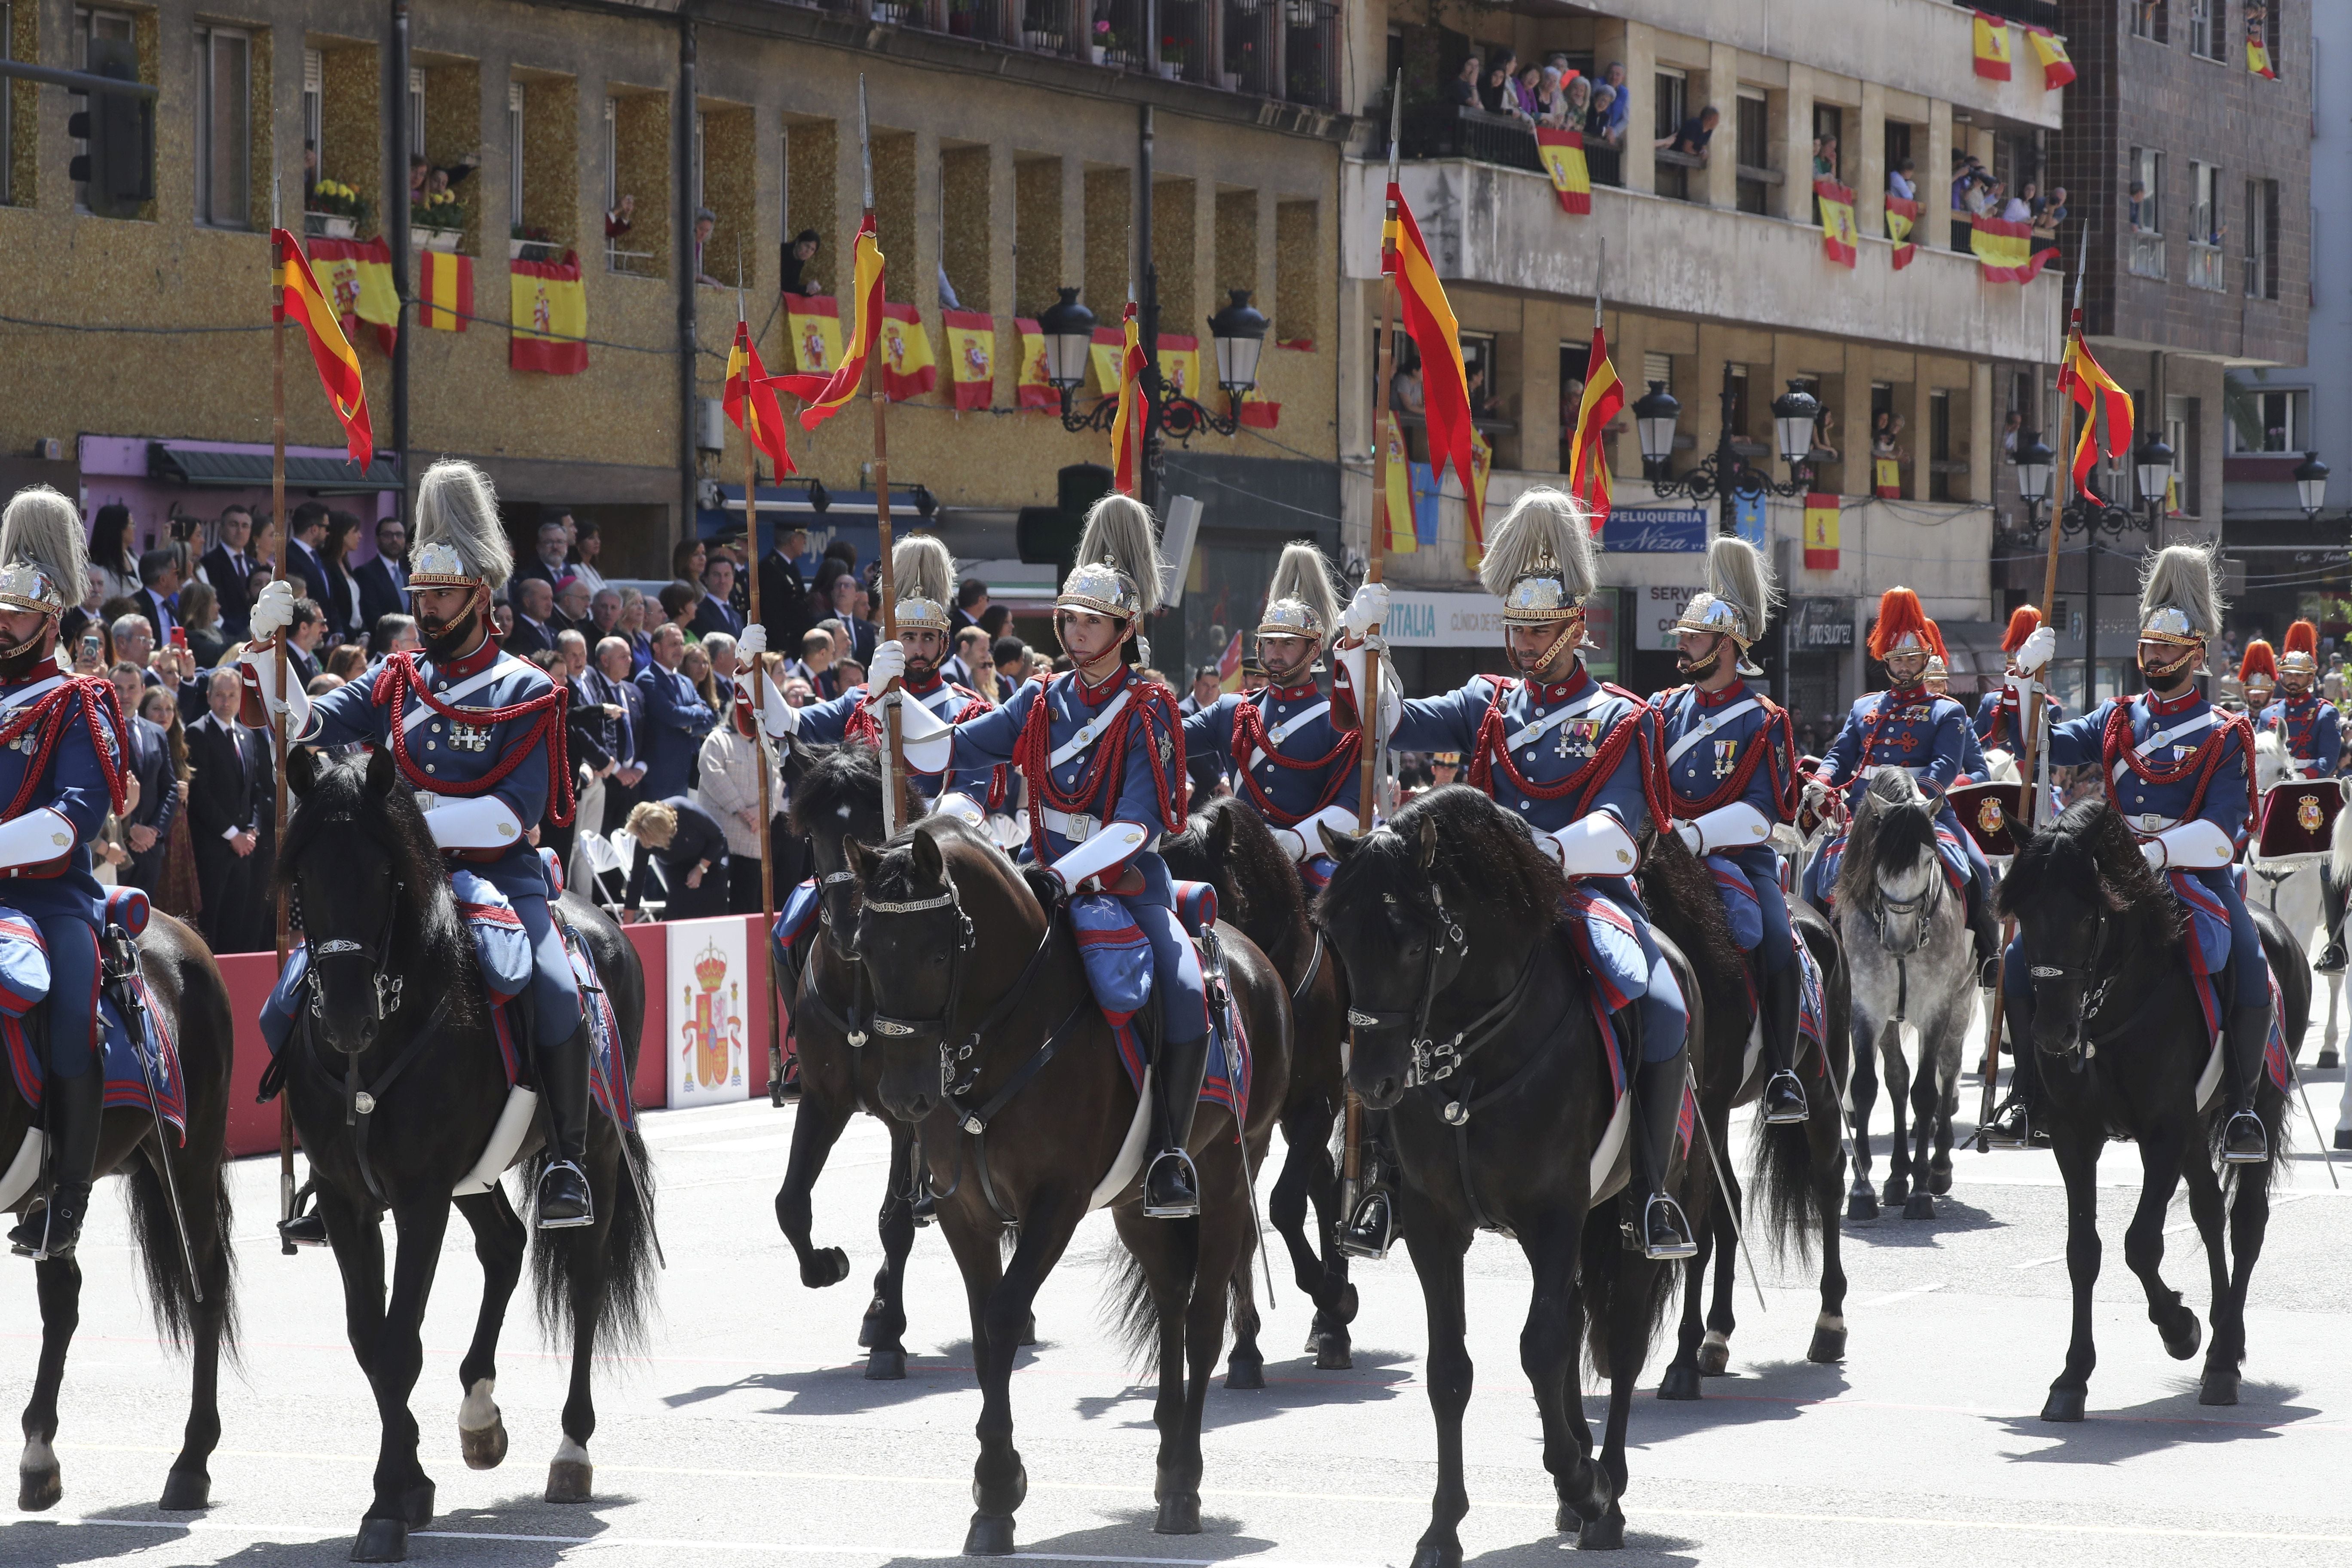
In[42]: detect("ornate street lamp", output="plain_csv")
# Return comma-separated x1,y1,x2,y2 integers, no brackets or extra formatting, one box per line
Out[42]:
1639,366,1820,530
2296,451,2331,519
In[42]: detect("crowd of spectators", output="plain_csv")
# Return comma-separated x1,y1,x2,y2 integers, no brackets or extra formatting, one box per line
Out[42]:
1949,153,2068,257
1447,50,1628,156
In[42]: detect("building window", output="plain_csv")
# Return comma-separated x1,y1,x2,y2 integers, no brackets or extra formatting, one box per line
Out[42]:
1928,389,1952,502
2165,395,2197,515
2235,388,2308,453
507,80,524,230
1643,350,1674,396
302,47,322,169
2244,177,2278,299
73,6,135,213
407,67,425,159
1,1,16,207
2127,147,2165,280
2131,1,2168,42
1459,331,1497,424
194,25,251,230
1733,89,1770,215
1652,67,1687,201
2187,160,2223,290
2187,0,2218,59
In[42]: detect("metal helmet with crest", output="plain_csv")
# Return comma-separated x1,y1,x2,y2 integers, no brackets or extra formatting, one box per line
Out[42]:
1257,540,1340,646
407,459,514,594
2238,638,2278,701
2279,619,2320,682
0,485,89,622
2136,542,2223,651
1866,586,1946,664
1056,492,1164,625
891,533,957,638
1479,486,1596,626
2001,604,2043,661
1672,534,1777,677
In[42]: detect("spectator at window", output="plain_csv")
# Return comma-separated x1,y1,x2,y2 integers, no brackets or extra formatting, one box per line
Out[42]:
1479,51,1516,114
2032,187,2067,253
1390,343,1425,417
780,228,824,296
1658,106,1720,161
1446,55,1481,108
1812,135,1839,181
1597,61,1630,143
90,502,140,602
2128,179,2148,231
692,207,723,288
1510,64,1545,122
2003,181,2036,224
1889,157,1917,202
604,192,636,239
1558,74,1592,135
1971,178,2003,223
2003,409,2023,458
1531,66,1566,127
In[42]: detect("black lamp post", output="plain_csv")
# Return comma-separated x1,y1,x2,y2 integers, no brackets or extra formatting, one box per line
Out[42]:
2296,451,2331,520
2008,428,2171,704
1634,363,1822,533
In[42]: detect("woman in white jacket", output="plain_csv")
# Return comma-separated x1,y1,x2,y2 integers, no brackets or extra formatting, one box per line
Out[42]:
694,701,783,914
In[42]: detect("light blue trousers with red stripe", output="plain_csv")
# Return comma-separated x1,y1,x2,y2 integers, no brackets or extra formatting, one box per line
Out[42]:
33,914,100,1078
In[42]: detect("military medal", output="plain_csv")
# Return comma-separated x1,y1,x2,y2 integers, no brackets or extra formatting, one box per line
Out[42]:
1712,738,1736,779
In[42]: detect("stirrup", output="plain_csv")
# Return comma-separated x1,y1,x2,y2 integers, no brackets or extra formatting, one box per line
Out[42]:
1338,1188,1394,1260
1978,1096,2032,1151
535,1159,597,1230
1761,1069,1809,1125
8,1192,87,1262
1142,1148,1200,1219
1641,1192,1699,1261
2221,1111,2269,1165
2318,943,2348,976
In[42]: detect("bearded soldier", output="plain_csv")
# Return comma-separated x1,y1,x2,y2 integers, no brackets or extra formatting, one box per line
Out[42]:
0,488,130,1259
1335,487,1697,1261
240,461,596,1228
1651,536,1807,1124
2006,544,2271,1161
2263,622,2349,972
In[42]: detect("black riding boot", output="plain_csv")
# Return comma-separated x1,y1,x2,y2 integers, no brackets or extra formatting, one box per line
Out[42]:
2320,867,2349,975
1965,873,2001,986
281,1178,330,1247
9,1066,102,1259
1143,1029,1211,1218
1620,1005,1697,1261
1979,972,2042,1149
1339,1110,1396,1259
533,1018,597,1229
2222,1002,2273,1164
1759,959,1808,1124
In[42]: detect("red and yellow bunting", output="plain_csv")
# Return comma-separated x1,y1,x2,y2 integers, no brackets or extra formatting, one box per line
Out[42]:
1013,317,1058,410
877,302,937,402
305,236,399,355
1886,195,1919,270
1873,457,1902,499
509,250,588,374
1566,326,1623,531
2024,26,2076,89
772,214,883,429
1465,427,1493,572
270,227,373,467
724,319,795,477
1970,214,2054,282
1535,129,1591,215
1803,494,1840,570
941,309,995,411
1379,412,1417,557
784,294,843,375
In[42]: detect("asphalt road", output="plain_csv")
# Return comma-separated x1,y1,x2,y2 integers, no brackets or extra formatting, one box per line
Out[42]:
5,1013,2352,1568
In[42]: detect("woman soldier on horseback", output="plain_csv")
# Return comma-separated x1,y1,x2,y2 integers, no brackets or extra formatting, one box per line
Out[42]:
240,460,597,1229
0,488,130,1259
2005,543,2272,1161
1335,487,1698,1261
1650,536,1808,1125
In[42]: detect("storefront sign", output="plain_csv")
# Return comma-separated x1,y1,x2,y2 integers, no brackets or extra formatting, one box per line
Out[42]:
1600,505,1711,553
1789,596,1856,649
1640,584,1704,651
1383,591,1510,647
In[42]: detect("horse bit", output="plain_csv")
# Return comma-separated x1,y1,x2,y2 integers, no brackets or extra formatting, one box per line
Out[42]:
1348,891,1474,1099
854,871,988,1106
2027,904,2113,1069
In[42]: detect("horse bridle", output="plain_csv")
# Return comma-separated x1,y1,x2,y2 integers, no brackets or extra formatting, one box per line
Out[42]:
1345,890,1543,1099
306,887,407,1029
857,869,1061,1109
2025,904,2119,1067
1873,858,1942,956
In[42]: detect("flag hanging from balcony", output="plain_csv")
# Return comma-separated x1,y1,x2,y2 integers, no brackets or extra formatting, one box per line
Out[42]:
1237,392,1281,429
1565,326,1624,530
305,236,399,355
1089,325,1126,395
1815,179,1858,268
1970,215,2053,282
271,228,373,468
1802,493,1840,570
877,303,937,401
1109,303,1147,496
1384,183,1477,507
2247,12,2277,78
1874,457,1902,499
2024,27,2076,89
1215,629,1246,695
509,251,588,374
1380,412,1417,557
1013,318,1058,410
2057,311,2134,504
772,214,882,429
724,319,795,478
941,310,995,411
1886,195,1920,270
1972,12,2011,79
1465,428,1493,572
417,250,472,333
1535,129,1591,215
785,294,843,375
1158,334,1202,402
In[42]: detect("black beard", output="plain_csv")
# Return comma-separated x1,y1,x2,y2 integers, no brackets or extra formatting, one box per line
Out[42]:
0,629,50,681
2142,658,2196,695
420,608,481,662
905,659,938,686
1676,645,1723,680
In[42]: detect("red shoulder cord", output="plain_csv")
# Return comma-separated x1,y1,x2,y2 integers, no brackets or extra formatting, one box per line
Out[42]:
370,652,577,827
1823,689,1916,790
0,675,132,819
843,688,1010,811
1011,675,1186,862
1666,692,1801,821
1228,693,1361,827
2101,700,2256,828
1466,678,1674,830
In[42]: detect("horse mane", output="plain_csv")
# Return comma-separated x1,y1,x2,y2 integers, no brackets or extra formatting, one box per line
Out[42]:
1998,798,2184,942
1834,768,1939,915
867,812,1035,910
1634,828,1746,1009
785,738,883,837
1315,785,1565,931
1179,795,1304,935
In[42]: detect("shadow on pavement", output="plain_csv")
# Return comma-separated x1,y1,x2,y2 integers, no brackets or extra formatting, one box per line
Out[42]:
876,1504,1281,1564
1460,1527,1701,1565
1630,1358,1854,1437
1839,1194,2007,1249
1988,1376,2320,1464
662,1340,1003,1418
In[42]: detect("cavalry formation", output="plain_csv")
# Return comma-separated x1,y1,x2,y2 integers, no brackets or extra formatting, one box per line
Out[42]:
0,469,2334,1562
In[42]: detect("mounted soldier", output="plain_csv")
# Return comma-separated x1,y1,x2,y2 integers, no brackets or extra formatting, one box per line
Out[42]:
1975,606,2067,758
2005,543,2272,1161
240,459,597,1228
1650,536,1807,1125
2236,638,2277,718
1334,487,1697,1261
1181,541,1361,895
1923,655,1994,783
0,487,131,1259
2263,621,2349,972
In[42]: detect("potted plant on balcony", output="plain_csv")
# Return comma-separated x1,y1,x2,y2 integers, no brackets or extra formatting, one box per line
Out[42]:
511,223,558,262
1157,34,1186,78
1091,16,1118,64
305,178,366,239
410,186,465,251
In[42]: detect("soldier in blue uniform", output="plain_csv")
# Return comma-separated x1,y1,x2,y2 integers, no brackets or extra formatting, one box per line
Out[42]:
1653,536,1807,1125
2266,621,2350,971
1927,656,1992,782
1336,487,1698,1261
888,495,1210,1218
1182,541,1361,894
0,487,130,1259
242,460,596,1228
2006,543,2272,1161
1974,606,2066,760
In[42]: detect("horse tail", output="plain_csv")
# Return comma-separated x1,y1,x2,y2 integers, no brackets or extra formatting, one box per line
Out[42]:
1747,1114,1819,1266
1577,1205,1678,1382
122,1136,237,1360
1102,1236,1162,1374
527,1126,659,1355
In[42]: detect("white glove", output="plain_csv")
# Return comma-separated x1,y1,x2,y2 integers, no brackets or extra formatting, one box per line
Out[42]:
2014,625,2056,676
1675,823,1703,854
1343,582,1391,639
737,623,768,662
868,639,906,692
249,579,297,643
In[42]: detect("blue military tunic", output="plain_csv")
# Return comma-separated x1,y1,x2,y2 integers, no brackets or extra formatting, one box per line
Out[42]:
939,665,1206,1046
792,673,1006,806
1182,680,1360,891
1975,686,2066,759
1379,659,1686,1062
1809,683,1988,905
2258,692,2344,777
1651,680,1798,976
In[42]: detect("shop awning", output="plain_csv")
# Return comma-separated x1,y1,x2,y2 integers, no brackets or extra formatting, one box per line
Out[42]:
148,442,403,492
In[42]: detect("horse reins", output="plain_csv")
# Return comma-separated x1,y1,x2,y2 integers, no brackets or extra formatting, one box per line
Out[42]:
1871,834,1944,1023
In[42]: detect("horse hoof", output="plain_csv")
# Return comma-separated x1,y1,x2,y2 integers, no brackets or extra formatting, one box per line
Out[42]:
1314,1332,1355,1372
1657,1362,1703,1401
1846,1190,1879,1222
400,1482,435,1529
1019,1313,1038,1348
2040,1386,2087,1423
460,1415,508,1471
1903,1191,1934,1221
1409,1538,1464,1568
2337,1128,2352,1152
1928,1167,1953,1196
2200,1369,2242,1406
545,1456,594,1504
865,1346,908,1381
17,1464,60,1513
1883,1174,1911,1206
1154,1492,1202,1534
350,1518,408,1562
2162,1315,2203,1363
1697,1336,1731,1377
158,1467,211,1511
1225,1354,1265,1391
805,1247,852,1290
1807,1327,1848,1363
858,1292,887,1347
2318,1049,2340,1070
963,1512,1017,1556
1575,1505,1626,1551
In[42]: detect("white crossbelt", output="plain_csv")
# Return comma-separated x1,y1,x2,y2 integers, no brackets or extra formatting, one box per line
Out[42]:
1663,697,1761,767
400,656,529,738
0,675,67,717
2109,708,2217,784
1039,805,1156,849
1503,687,1613,753
1048,689,1132,769
1263,699,1330,747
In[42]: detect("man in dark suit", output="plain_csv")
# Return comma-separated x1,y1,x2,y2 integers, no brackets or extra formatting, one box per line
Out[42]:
822,573,879,667
187,668,271,953
759,526,811,655
286,599,326,689
509,517,574,598
506,577,558,661
354,514,410,629
691,558,745,641
283,500,334,608
107,665,179,894
202,504,261,638
633,622,714,799
132,548,182,647
583,635,647,834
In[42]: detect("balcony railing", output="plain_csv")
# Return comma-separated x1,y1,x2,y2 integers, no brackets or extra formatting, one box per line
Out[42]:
2127,229,2166,279
2187,241,2225,292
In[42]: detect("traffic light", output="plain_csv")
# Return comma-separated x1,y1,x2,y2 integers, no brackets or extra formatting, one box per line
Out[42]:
67,38,153,219
1016,462,1112,588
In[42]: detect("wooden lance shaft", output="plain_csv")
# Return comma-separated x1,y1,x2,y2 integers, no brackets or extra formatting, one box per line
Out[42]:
870,320,912,830
270,256,297,1253
745,432,784,1105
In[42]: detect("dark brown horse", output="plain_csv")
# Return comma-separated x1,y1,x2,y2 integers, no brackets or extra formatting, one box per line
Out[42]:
843,818,1289,1553
2,910,237,1515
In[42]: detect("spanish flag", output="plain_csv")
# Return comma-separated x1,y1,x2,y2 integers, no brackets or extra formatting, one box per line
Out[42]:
941,309,995,412
772,213,883,430
1565,326,1623,530
1157,334,1201,402
2025,27,2076,89
2248,28,2277,80
417,250,472,333
784,294,842,375
1216,628,1246,695
509,250,588,374
271,228,373,468
1013,317,1058,410
1109,303,1147,496
1970,214,2053,282
1087,325,1126,395
1815,178,1858,268
2057,309,2134,504
877,302,937,402
1535,128,1590,215
1886,195,1919,270
1384,184,1476,504
1466,427,1492,572
1972,12,2011,80
1802,493,1840,570
1380,412,1417,556
724,319,795,477
1874,457,1902,499
305,236,399,356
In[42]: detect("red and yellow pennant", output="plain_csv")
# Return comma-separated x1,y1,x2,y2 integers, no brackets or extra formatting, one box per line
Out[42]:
1886,195,1919,270
270,227,373,468
1215,628,1246,695
417,250,472,333
1384,184,1476,505
941,309,995,411
2057,310,2134,504
724,319,795,477
1109,303,1147,496
1970,214,2054,282
1535,128,1590,215
1565,325,1623,531
1465,427,1493,572
877,302,937,402
1972,12,2012,79
1815,179,1858,268
771,214,883,430
2024,26,2076,89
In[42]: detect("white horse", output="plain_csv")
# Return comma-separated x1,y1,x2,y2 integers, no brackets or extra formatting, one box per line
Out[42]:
2247,729,2340,1071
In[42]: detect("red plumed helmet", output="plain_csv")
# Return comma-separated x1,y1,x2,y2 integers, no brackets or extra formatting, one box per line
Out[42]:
1868,586,1946,662
2000,605,2043,654
2284,620,2319,658
2239,640,2278,684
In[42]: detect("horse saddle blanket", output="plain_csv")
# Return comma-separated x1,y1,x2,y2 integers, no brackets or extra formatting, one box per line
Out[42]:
774,877,822,963
488,925,635,1130
1806,823,1969,913
2256,778,2344,860
1068,893,1249,1123
0,899,187,1145
2188,967,2292,1114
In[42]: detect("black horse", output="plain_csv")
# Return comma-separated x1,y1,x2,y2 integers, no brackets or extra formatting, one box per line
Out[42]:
1999,800,2299,1419
2,911,238,1514
277,747,657,1562
844,817,1289,1553
1160,796,1359,1369
1317,788,1694,1559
